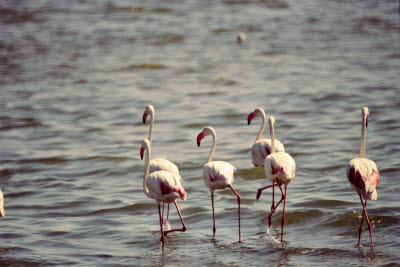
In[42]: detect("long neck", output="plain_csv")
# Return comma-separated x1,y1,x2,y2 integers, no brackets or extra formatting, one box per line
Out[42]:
256,112,266,142
207,131,217,163
148,111,154,144
270,124,276,154
143,144,152,198
360,116,366,158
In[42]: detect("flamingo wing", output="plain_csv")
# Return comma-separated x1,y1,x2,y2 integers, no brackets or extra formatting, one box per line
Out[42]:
347,158,379,200
251,139,285,167
149,158,180,176
264,152,295,185
203,161,236,191
146,171,186,203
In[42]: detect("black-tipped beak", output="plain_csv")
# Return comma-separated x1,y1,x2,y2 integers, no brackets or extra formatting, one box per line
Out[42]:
366,117,368,128
142,118,146,124
247,119,251,125
197,141,200,147
141,154,143,160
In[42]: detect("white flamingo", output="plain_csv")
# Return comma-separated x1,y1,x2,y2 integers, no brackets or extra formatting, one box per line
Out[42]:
346,107,379,250
256,116,295,242
197,126,242,242
143,104,179,225
0,189,4,217
248,108,285,167
140,139,187,253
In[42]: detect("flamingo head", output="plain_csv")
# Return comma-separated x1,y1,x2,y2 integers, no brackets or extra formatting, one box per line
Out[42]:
140,139,150,159
248,108,265,125
268,116,275,134
362,106,369,128
197,132,205,147
142,105,154,124
247,112,255,125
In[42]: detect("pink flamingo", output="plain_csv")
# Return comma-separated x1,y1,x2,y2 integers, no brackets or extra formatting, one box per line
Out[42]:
248,107,285,167
256,116,295,242
346,107,379,250
0,189,4,217
140,139,187,253
143,105,179,226
197,126,242,242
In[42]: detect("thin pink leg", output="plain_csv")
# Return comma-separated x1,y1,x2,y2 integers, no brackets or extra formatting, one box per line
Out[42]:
280,186,287,242
229,185,242,242
268,182,285,228
163,201,187,236
256,183,279,200
357,194,366,247
359,195,374,250
211,192,216,239
158,203,165,253
271,181,275,212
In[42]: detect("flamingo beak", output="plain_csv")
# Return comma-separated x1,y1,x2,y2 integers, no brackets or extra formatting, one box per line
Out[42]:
140,147,145,160
142,111,148,124
197,132,205,147
366,116,368,128
247,112,255,125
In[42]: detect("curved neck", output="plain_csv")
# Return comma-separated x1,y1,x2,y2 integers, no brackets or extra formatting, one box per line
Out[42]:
143,143,152,198
270,124,276,154
148,111,155,144
360,116,366,158
256,112,266,142
207,130,217,163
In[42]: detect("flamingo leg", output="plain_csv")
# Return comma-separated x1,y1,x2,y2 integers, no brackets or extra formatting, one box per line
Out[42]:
359,195,374,250
158,203,165,253
357,194,366,247
229,185,242,242
163,201,187,236
256,183,279,200
280,186,287,242
267,183,285,228
271,181,275,212
211,192,216,239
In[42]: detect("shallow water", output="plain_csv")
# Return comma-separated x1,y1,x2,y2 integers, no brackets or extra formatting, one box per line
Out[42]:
0,0,399,265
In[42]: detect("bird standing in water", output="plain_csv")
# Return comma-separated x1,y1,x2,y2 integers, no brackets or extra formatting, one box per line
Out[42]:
346,107,379,250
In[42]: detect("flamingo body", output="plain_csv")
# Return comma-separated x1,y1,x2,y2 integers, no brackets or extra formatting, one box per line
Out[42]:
252,139,285,167
146,170,186,203
203,161,236,193
264,152,296,186
347,158,379,201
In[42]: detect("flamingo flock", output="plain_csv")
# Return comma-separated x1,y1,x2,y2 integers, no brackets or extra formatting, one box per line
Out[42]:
137,105,380,252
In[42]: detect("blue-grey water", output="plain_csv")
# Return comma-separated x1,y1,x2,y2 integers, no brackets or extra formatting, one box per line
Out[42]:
0,0,399,265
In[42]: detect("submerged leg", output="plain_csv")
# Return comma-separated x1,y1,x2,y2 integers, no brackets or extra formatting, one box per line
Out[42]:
357,194,366,246
211,192,216,239
163,201,187,236
280,186,287,242
229,185,242,242
158,203,165,253
267,182,285,228
256,183,279,200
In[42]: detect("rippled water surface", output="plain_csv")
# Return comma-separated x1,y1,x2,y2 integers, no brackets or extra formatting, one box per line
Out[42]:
1,0,399,265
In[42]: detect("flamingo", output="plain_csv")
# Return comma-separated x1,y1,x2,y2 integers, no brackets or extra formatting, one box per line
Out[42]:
140,139,187,253
143,104,179,226
0,189,4,217
256,116,295,242
346,107,379,250
247,107,285,167
197,126,242,242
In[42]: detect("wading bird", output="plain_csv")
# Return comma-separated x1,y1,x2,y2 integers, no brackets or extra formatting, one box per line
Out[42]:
140,139,187,253
346,107,379,250
143,105,179,226
256,116,295,242
197,126,242,242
